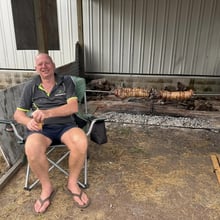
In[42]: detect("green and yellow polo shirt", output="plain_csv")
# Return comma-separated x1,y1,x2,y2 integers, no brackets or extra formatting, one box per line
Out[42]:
17,73,77,125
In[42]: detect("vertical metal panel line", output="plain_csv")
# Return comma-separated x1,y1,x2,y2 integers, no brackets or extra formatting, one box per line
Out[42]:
192,0,205,74
99,0,102,71
170,0,180,74
182,0,193,73
212,0,220,75
138,0,147,74
109,0,113,72
149,0,158,74
119,0,125,73
204,0,216,74
128,0,135,73
159,0,169,74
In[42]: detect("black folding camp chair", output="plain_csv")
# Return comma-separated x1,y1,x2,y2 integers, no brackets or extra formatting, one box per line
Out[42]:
0,76,104,190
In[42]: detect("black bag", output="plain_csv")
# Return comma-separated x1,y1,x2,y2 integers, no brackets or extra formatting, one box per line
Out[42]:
90,120,107,145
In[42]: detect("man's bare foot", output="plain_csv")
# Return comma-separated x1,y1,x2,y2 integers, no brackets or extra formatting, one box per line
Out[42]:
34,189,56,214
66,185,90,208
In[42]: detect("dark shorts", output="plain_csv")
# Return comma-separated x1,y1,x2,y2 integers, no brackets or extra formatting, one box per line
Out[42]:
26,123,77,145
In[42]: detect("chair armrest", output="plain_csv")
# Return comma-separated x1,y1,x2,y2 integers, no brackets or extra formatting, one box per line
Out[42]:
0,119,12,125
0,119,24,143
86,117,105,136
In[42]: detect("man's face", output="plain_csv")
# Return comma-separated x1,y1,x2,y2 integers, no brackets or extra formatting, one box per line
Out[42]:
35,54,55,79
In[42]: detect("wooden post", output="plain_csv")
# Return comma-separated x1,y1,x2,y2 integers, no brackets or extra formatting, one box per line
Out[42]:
76,0,85,75
33,0,48,53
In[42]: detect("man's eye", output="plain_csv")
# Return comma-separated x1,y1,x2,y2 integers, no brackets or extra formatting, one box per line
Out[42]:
37,62,50,66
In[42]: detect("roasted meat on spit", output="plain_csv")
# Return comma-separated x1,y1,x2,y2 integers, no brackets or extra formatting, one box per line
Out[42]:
160,89,194,101
114,88,150,98
114,87,194,100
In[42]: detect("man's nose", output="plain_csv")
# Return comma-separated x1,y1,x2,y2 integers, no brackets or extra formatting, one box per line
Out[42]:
42,63,47,67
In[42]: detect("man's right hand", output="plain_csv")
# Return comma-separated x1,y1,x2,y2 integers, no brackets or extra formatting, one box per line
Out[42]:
27,118,43,131
31,109,46,124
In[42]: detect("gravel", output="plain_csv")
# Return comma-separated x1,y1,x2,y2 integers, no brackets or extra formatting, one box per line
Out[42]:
99,112,217,131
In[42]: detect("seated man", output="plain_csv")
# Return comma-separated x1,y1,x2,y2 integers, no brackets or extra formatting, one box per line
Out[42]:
14,53,90,214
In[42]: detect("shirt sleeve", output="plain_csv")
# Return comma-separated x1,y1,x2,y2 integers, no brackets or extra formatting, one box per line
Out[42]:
64,76,77,101
16,82,34,112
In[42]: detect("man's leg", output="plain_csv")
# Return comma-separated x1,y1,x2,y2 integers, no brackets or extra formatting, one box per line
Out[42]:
61,127,89,206
25,133,53,213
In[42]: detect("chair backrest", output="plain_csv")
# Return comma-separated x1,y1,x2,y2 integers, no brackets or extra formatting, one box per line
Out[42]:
70,76,88,129
70,76,86,104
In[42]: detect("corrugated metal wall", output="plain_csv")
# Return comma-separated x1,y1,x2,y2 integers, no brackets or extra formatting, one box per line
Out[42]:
83,0,220,76
1,0,220,77
0,0,78,70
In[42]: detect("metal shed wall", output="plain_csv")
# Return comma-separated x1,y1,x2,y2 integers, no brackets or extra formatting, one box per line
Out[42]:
83,0,220,77
0,0,78,69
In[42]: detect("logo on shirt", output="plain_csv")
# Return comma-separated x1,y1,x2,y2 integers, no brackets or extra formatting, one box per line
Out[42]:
55,93,66,96
55,89,66,96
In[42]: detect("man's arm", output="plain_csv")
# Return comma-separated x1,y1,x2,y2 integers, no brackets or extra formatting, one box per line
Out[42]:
14,109,42,131
31,98,78,123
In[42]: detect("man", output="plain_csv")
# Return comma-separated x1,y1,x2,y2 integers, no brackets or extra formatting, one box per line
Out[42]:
14,53,90,214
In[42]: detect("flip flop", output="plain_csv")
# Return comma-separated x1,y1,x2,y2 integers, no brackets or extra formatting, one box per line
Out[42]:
65,186,91,209
34,189,57,214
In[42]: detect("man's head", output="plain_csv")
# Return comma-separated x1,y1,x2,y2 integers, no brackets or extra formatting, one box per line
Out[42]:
35,53,56,79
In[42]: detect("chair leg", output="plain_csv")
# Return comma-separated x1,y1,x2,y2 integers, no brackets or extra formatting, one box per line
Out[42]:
47,151,70,175
24,164,30,190
24,164,40,191
78,155,89,189
24,152,89,190
84,155,89,187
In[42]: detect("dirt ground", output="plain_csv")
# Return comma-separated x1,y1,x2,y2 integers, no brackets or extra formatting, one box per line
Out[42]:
1,96,220,220
0,121,220,220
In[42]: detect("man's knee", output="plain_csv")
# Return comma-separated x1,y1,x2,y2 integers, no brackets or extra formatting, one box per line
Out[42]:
25,134,49,159
72,132,87,151
25,143,42,161
63,128,88,152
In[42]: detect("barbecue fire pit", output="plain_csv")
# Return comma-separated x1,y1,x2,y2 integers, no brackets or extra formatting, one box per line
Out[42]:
86,78,220,131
